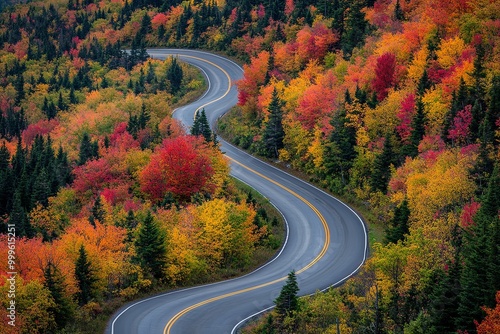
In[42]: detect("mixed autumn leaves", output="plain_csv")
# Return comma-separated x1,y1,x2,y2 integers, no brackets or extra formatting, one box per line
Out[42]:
0,0,500,333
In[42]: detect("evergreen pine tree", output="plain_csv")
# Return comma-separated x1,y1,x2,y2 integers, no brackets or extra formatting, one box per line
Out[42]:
166,57,183,94
341,0,368,58
471,42,486,101
139,12,152,37
428,267,461,333
275,270,300,319
14,72,25,104
69,87,77,104
417,69,431,97
78,133,97,165
469,98,483,143
75,244,97,306
134,211,167,279
124,209,138,242
55,145,72,187
331,0,345,41
370,135,394,193
44,261,75,328
457,164,500,331
0,143,12,216
31,167,50,208
323,104,357,187
394,0,404,20
481,75,500,145
57,91,66,111
405,98,426,158
90,195,106,224
191,108,212,143
138,102,150,130
481,164,500,294
9,189,31,238
385,198,410,244
262,88,285,158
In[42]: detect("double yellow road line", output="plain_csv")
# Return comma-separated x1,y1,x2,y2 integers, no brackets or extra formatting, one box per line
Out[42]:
163,54,330,334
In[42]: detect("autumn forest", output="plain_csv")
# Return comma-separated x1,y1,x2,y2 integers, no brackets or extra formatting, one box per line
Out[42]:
0,0,499,333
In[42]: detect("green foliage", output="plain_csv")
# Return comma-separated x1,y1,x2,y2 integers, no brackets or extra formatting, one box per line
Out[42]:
323,105,358,187
262,88,285,158
167,57,183,94
134,211,167,280
78,133,99,166
275,270,300,318
385,198,410,244
407,98,427,158
75,245,98,306
44,261,76,328
191,108,213,143
457,164,500,331
370,135,394,193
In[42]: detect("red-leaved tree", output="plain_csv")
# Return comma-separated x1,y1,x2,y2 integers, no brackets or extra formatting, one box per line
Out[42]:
139,135,215,201
372,52,397,101
448,104,472,145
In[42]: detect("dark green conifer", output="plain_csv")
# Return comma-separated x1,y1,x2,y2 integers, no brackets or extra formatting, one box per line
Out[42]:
457,164,500,331
124,210,138,242
166,57,183,94
14,72,25,104
405,98,426,158
262,88,285,158
134,211,167,279
44,261,75,328
385,198,410,244
275,270,300,318
323,103,357,187
370,135,394,193
341,0,368,58
75,245,97,306
9,189,31,238
90,195,106,224
78,133,98,165
31,167,50,208
191,108,212,143
394,0,404,20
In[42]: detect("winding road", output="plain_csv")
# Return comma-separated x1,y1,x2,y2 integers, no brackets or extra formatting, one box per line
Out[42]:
106,49,368,334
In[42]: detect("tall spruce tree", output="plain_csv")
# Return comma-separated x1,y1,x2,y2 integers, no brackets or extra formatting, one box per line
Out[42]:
385,198,410,244
44,261,75,328
31,167,50,208
341,0,368,58
262,88,285,158
78,132,98,165
275,270,300,318
404,98,426,158
370,135,394,193
9,189,31,238
134,211,167,279
323,103,357,187
457,164,500,331
14,72,25,104
191,108,212,142
75,244,97,306
90,195,106,224
166,57,183,94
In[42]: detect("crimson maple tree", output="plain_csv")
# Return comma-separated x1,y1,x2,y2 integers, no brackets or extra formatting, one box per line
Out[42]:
140,135,215,201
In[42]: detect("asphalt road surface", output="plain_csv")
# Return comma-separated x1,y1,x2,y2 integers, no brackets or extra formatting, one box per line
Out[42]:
106,49,368,334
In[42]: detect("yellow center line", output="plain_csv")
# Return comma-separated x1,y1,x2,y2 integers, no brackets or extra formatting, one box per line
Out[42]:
163,55,330,334
172,54,233,118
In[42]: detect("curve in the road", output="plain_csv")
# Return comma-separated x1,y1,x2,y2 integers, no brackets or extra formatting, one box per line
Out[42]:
107,49,368,334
